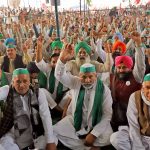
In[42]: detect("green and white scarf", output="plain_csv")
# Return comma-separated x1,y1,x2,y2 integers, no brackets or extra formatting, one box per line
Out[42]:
74,78,104,131
49,68,63,103
0,71,9,87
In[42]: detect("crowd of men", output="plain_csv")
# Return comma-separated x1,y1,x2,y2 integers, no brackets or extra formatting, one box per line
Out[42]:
0,3,149,150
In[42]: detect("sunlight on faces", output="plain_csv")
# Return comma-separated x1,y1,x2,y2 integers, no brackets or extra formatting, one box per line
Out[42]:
142,81,150,102
12,74,30,95
6,48,16,59
79,72,97,88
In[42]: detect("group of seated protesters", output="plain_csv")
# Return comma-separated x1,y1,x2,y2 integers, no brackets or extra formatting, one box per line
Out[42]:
0,5,149,150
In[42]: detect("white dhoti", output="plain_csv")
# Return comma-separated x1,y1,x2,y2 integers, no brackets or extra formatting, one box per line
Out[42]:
0,128,19,150
54,115,113,150
0,129,57,150
110,126,150,150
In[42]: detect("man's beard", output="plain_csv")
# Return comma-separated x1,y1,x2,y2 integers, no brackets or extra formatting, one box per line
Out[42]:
116,71,132,80
76,55,91,68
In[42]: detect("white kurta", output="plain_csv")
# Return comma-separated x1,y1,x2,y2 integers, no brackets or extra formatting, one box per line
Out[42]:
54,59,113,149
35,59,68,108
110,92,150,150
0,86,56,150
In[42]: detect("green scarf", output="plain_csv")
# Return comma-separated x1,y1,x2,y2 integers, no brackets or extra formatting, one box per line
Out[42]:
55,82,63,104
49,68,64,103
0,71,9,87
49,68,55,93
38,71,47,88
74,79,104,131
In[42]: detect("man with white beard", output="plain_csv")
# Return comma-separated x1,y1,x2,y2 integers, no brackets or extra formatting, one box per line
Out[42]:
65,41,112,76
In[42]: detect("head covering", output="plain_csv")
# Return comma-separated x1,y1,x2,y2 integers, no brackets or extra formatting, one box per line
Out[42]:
0,33,3,39
51,40,63,50
75,41,91,55
115,56,133,69
112,41,126,54
27,62,40,74
113,32,124,42
144,74,150,81
13,68,29,78
80,63,96,73
6,44,16,49
4,38,16,46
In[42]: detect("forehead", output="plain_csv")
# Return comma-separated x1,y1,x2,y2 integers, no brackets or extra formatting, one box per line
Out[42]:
54,47,61,50
143,81,150,87
79,48,86,53
13,74,30,81
79,72,96,77
116,63,126,67
7,48,15,51
51,56,59,60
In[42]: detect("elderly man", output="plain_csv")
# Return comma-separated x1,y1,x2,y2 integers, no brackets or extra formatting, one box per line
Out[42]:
0,44,31,73
54,44,113,150
110,73,150,150
110,31,146,132
0,68,56,150
65,41,111,76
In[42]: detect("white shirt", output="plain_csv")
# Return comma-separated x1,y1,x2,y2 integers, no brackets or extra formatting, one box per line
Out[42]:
0,85,55,143
36,59,67,99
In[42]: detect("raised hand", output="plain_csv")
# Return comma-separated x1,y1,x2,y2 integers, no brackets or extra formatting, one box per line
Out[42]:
131,31,142,47
35,35,43,62
60,43,74,64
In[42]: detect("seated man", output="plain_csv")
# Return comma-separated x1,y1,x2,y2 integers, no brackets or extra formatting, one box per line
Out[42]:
0,68,56,150
54,44,113,150
35,39,69,115
110,73,150,150
27,61,62,111
0,43,31,73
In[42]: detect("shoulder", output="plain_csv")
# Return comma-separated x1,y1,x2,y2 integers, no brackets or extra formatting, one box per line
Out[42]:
91,60,101,66
66,60,76,66
0,85,10,101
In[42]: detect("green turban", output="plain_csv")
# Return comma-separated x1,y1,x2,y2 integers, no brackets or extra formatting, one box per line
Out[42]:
13,68,29,78
144,74,150,82
6,44,16,49
80,63,96,73
75,41,91,55
51,41,63,50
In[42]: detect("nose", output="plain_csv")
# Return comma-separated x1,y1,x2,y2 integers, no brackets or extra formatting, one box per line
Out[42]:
19,82,25,87
85,77,90,83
